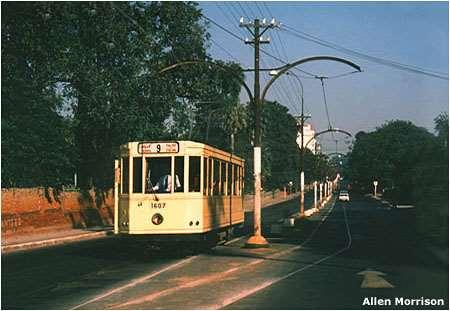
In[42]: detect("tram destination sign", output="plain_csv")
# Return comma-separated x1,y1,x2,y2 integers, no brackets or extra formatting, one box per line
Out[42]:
138,142,179,154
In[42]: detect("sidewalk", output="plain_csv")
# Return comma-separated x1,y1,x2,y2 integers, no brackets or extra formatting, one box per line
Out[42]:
2,193,322,254
2,226,113,253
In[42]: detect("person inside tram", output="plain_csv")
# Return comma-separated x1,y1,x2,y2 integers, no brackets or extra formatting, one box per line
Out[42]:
151,173,181,193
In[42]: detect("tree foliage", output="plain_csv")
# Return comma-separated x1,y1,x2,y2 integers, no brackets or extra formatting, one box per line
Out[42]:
2,2,242,189
2,1,339,194
347,120,436,196
347,118,448,243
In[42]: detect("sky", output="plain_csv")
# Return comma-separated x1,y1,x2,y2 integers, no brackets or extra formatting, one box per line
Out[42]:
198,1,449,153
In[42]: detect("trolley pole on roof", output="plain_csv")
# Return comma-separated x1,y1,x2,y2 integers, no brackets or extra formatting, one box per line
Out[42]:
241,17,279,248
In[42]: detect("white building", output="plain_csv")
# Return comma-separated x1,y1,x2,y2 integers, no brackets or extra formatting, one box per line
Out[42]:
297,123,317,154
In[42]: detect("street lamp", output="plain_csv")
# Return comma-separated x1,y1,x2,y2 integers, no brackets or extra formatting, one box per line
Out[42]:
269,70,309,217
159,56,360,248
263,56,360,218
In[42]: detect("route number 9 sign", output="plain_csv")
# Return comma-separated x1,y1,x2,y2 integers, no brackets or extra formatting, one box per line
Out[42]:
138,142,179,154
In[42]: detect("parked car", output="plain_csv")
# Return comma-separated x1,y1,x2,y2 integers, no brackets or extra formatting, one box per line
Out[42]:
338,190,350,202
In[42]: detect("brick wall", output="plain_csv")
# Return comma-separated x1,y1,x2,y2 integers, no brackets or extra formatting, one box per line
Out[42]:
1,188,114,235
1,188,299,236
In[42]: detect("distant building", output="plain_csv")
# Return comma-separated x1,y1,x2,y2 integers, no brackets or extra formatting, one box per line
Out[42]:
297,123,317,154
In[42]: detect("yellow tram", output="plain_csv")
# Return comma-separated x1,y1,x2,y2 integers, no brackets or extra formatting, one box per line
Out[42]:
114,141,245,242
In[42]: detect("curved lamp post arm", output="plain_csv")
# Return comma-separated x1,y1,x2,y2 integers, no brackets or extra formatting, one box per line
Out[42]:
158,60,254,103
262,56,361,102
304,128,352,150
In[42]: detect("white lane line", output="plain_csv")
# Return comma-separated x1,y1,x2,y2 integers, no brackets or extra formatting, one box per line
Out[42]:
76,202,337,309
71,255,198,310
111,203,338,309
205,200,352,310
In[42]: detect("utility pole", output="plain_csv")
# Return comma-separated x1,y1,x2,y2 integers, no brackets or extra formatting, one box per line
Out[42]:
240,17,279,247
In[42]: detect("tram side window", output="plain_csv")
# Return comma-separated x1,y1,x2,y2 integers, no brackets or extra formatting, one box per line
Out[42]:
203,157,208,195
228,164,233,195
236,166,241,196
174,156,184,193
213,160,219,195
189,156,200,192
145,157,172,193
240,166,243,195
209,158,213,195
233,165,239,195
122,157,129,194
220,162,226,195
133,157,143,193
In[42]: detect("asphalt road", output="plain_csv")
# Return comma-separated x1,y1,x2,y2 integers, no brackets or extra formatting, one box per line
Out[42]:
2,194,448,309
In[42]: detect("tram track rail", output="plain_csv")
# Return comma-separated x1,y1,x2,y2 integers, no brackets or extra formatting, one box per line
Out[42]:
71,198,339,309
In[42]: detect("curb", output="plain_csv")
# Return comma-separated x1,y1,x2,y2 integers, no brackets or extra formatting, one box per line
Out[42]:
2,230,112,254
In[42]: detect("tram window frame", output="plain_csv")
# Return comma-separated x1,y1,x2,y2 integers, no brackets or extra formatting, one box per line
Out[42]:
122,157,129,194
174,156,184,193
187,156,200,192
236,165,241,196
133,157,143,193
203,157,208,195
228,163,234,195
220,162,226,195
225,162,233,195
117,161,121,193
213,159,219,195
209,158,214,196
145,157,172,194
240,166,243,195
233,164,239,195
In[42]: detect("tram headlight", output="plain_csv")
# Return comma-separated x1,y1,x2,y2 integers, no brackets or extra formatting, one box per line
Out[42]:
151,213,164,225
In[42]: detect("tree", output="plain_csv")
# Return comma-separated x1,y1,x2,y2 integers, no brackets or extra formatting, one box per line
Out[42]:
2,2,244,190
434,112,448,148
347,120,435,196
411,114,448,245
261,101,300,190
2,2,75,188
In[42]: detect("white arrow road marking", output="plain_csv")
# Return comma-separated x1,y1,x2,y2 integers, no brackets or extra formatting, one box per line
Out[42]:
357,269,395,288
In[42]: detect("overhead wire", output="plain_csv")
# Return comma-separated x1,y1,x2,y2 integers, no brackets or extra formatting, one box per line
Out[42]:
260,2,305,116
216,2,293,111
243,1,258,18
202,14,245,43
209,3,294,113
202,10,349,153
319,77,336,141
282,24,448,80
216,2,247,38
250,2,301,115
236,2,252,21
230,2,300,115
209,37,241,63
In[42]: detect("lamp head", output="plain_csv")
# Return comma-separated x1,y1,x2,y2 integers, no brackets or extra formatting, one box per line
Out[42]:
269,70,279,76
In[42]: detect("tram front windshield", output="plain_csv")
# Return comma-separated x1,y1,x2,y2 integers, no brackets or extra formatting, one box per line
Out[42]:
145,157,183,193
